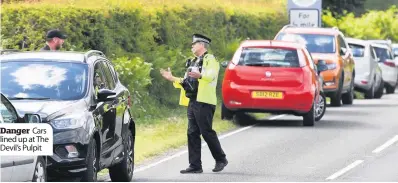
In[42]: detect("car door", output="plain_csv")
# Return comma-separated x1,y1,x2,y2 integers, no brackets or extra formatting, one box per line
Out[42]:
98,61,121,143
100,61,126,145
0,95,15,182
92,61,117,153
0,94,35,182
338,35,353,88
369,45,381,86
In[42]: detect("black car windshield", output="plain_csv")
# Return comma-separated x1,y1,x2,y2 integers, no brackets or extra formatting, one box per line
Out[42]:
1,61,89,100
276,33,336,53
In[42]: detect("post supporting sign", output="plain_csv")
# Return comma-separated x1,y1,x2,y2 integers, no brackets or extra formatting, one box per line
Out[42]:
287,0,322,27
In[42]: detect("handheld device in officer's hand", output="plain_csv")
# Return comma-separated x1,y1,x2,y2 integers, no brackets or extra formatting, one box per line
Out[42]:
185,59,192,68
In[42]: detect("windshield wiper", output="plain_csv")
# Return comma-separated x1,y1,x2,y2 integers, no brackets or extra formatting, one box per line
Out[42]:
8,97,51,100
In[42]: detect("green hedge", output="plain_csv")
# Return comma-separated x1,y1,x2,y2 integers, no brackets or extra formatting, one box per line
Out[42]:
322,6,398,42
1,3,288,120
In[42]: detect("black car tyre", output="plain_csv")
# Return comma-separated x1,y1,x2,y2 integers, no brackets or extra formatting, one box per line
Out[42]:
32,156,46,182
82,138,98,182
109,131,135,182
221,102,234,120
330,75,343,107
364,83,375,99
303,102,315,126
374,79,384,99
342,75,354,105
385,83,396,94
232,112,255,126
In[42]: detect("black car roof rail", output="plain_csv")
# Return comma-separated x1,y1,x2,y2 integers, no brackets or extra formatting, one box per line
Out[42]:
0,49,21,55
84,50,106,63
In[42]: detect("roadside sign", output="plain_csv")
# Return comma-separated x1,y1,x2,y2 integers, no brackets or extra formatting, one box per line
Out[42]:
287,0,322,27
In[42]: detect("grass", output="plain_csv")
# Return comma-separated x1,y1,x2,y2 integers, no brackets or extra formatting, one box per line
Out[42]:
4,0,286,15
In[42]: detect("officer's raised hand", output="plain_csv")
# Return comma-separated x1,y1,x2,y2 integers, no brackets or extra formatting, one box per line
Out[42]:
160,67,174,81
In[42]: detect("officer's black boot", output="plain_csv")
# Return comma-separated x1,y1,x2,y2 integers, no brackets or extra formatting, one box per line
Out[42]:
212,159,228,172
180,167,203,174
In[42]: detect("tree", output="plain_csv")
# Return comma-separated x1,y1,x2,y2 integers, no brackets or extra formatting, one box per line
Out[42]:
322,0,366,16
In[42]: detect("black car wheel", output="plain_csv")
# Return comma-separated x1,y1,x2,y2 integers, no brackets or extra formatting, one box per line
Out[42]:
221,102,234,120
364,83,375,99
303,101,315,126
109,131,135,182
82,138,98,182
342,75,354,105
32,156,46,182
385,83,396,94
374,79,384,99
330,74,344,106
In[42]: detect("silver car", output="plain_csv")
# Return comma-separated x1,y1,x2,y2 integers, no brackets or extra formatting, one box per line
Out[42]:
372,43,398,94
346,38,384,99
393,44,398,59
0,93,46,182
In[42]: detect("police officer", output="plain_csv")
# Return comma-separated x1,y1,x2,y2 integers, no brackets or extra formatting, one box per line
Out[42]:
160,34,228,173
40,29,67,51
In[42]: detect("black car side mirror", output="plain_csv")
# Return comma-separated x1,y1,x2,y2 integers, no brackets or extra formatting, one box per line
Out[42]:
316,62,328,75
97,89,116,102
221,61,229,68
23,114,42,123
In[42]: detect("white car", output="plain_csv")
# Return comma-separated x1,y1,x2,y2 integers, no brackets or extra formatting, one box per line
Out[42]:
371,43,398,94
393,44,398,58
0,93,46,182
368,39,393,50
346,38,384,99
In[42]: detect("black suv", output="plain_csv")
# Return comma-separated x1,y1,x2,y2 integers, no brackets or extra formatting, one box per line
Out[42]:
0,50,136,182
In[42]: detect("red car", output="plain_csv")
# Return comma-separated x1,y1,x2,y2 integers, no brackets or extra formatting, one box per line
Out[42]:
221,40,327,126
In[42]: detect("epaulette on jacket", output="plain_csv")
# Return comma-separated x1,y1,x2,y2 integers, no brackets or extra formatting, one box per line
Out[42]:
204,54,216,60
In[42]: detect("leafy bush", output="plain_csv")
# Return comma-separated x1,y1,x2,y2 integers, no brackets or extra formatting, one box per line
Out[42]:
322,6,398,42
112,56,152,114
0,2,288,121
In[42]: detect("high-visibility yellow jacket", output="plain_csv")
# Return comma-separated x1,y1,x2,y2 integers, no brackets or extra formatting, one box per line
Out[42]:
173,53,220,106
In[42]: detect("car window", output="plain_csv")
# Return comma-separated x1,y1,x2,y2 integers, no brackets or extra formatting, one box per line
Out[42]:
1,61,89,101
100,61,116,89
93,61,108,91
238,47,301,68
106,62,118,84
0,95,18,123
374,47,393,62
348,43,365,57
393,47,398,56
275,33,336,54
338,35,347,49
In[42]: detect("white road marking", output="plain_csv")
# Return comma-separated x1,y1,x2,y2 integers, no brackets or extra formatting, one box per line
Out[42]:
326,160,364,180
372,135,398,154
132,114,286,173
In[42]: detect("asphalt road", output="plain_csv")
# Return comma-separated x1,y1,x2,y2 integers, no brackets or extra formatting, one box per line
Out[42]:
101,92,398,182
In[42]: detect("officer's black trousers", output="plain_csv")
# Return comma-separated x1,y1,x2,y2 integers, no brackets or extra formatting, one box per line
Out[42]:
187,100,226,169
